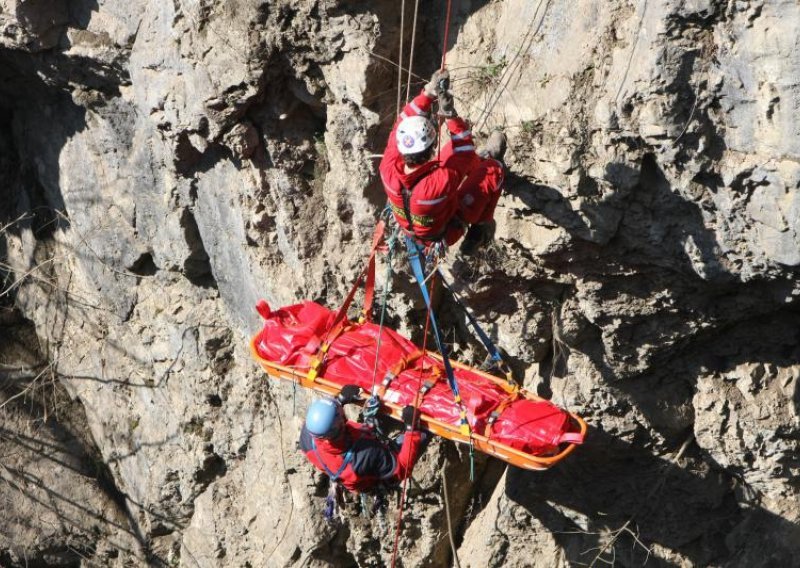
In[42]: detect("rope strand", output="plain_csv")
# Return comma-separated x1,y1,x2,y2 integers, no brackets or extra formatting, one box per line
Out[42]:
441,0,454,70
405,0,422,102
390,282,434,568
396,0,407,116
442,467,462,568
369,232,396,394
391,1,457,564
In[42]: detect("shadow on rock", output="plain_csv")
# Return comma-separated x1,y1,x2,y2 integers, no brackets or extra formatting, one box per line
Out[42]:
505,427,799,567
612,153,734,283
0,316,157,565
504,171,594,243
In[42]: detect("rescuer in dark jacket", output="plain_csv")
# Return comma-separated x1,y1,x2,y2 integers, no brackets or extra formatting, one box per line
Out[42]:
299,386,426,493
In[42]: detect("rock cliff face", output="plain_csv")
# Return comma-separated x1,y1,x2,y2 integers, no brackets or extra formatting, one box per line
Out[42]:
1,0,798,566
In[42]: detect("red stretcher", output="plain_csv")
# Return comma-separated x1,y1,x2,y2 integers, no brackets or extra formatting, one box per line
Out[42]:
251,300,586,471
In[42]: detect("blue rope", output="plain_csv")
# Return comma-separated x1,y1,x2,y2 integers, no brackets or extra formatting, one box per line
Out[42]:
436,270,507,369
405,236,471,436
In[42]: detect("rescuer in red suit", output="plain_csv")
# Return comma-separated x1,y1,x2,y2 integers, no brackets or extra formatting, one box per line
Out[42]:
379,69,507,253
299,385,427,494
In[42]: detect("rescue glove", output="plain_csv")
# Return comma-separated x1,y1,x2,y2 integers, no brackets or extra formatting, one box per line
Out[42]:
438,90,457,118
401,405,420,431
363,395,381,419
424,69,450,97
338,384,362,405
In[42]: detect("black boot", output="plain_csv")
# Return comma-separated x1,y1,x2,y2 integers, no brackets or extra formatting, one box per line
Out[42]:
477,131,507,162
459,221,496,256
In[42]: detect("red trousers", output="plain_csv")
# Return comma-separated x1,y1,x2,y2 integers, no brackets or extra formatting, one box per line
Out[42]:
444,156,505,244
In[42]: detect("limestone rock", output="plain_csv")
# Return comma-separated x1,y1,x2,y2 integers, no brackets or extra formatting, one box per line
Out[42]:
1,0,799,566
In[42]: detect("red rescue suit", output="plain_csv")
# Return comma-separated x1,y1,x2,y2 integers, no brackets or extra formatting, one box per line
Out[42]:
380,90,505,245
457,157,505,226
299,420,423,493
380,90,478,245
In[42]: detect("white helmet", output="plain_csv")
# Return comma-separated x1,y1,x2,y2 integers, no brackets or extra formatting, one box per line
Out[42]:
395,115,436,155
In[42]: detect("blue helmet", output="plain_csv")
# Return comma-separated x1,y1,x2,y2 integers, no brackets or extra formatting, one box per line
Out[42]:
305,397,344,438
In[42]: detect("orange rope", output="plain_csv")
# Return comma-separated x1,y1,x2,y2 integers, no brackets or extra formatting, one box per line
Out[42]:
441,0,454,70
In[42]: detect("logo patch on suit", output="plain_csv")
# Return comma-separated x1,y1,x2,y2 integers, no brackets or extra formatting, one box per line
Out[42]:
402,135,415,148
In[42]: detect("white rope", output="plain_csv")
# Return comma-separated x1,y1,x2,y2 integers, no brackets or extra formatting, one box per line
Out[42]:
405,0,422,103
396,0,407,116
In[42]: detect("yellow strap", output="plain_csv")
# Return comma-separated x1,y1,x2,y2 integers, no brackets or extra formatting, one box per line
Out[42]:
306,323,355,383
459,409,471,436
306,357,322,382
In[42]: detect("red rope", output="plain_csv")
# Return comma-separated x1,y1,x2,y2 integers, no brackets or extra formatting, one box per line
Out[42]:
390,274,435,568
440,0,454,70
390,1,454,562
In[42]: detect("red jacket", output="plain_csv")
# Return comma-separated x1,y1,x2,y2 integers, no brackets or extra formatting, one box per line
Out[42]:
457,157,505,225
380,89,478,245
300,420,423,493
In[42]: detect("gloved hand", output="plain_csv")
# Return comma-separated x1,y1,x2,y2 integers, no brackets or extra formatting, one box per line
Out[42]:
438,90,457,118
338,384,362,405
401,405,420,431
363,395,381,419
424,69,450,97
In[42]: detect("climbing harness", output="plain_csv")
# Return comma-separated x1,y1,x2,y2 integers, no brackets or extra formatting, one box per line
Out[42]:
311,436,356,482
313,432,363,524
396,164,441,243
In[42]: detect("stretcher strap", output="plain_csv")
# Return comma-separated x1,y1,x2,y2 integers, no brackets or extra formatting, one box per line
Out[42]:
413,377,439,408
405,236,471,436
560,432,584,444
361,219,387,323
378,350,425,397
306,322,354,382
437,269,517,391
309,221,386,383
329,220,386,332
482,391,520,438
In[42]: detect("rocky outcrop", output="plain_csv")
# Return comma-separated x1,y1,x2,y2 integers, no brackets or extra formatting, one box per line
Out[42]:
1,0,798,566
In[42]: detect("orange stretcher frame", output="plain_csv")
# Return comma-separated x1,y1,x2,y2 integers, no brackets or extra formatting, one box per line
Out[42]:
250,336,587,471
